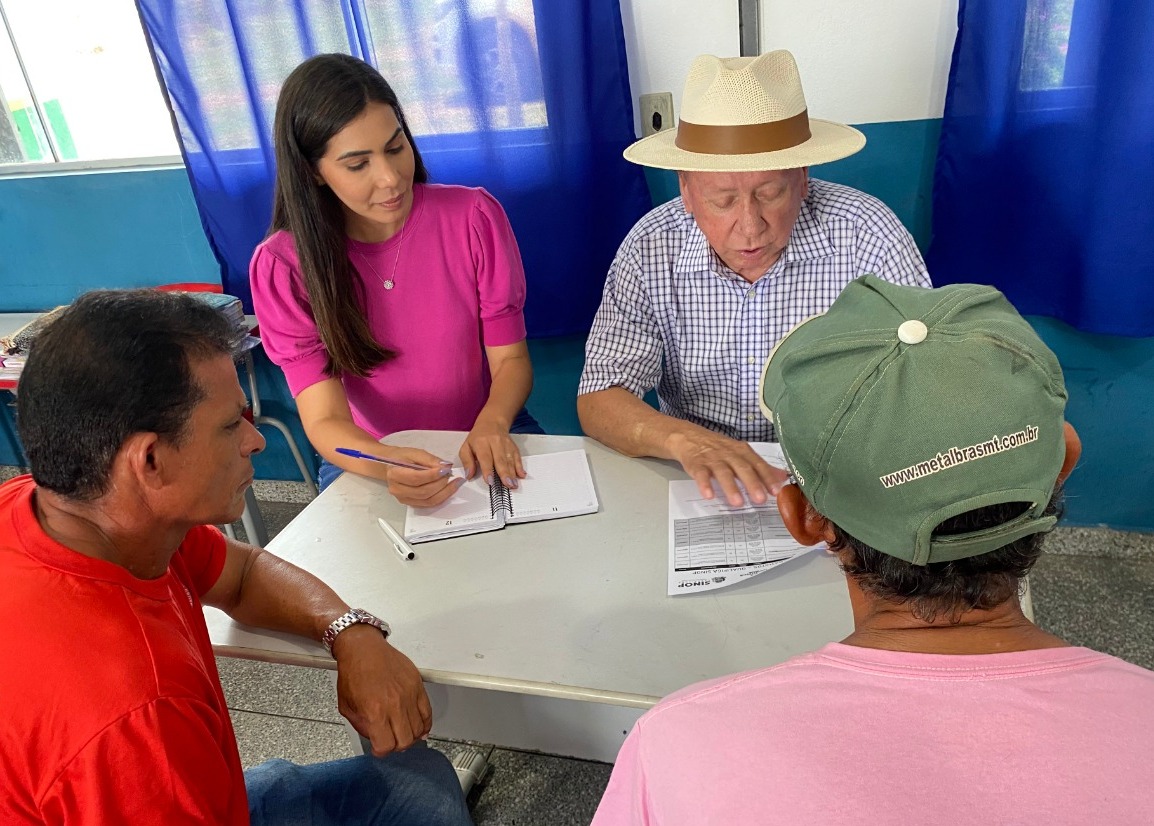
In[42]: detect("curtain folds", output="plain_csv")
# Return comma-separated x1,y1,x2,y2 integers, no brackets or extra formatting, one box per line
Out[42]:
928,0,1154,336
135,0,651,337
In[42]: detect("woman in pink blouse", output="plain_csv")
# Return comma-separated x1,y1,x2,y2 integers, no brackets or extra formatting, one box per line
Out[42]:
251,54,541,504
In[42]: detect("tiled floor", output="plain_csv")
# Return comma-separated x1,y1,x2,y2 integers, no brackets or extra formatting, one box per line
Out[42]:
226,482,1154,825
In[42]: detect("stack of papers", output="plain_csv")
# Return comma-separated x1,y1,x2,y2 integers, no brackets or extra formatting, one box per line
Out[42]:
667,442,821,595
184,292,259,356
0,353,26,383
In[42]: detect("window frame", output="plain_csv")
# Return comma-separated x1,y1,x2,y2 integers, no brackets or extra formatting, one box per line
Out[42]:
0,154,184,177
0,0,182,175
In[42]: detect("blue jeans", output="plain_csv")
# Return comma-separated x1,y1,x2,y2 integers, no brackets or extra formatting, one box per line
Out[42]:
245,743,472,826
318,408,547,492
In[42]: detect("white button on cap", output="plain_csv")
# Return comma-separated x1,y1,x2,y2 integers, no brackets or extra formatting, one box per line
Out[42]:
898,319,929,345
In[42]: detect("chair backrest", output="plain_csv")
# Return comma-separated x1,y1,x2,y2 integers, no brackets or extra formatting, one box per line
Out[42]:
155,282,223,293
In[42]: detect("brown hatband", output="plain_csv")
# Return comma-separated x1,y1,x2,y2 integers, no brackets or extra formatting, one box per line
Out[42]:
675,109,810,155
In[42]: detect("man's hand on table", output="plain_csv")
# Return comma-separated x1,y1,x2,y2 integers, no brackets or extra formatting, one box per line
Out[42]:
666,430,790,507
331,624,432,756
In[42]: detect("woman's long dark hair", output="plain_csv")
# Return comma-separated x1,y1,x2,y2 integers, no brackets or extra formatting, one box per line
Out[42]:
270,53,429,377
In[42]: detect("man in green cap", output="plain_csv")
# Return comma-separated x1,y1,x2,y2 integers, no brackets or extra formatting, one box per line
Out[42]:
592,276,1154,825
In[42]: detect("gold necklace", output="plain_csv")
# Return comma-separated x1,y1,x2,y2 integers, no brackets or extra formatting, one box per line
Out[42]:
354,221,406,291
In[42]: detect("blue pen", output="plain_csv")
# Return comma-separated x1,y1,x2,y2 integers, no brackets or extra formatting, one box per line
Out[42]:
335,447,436,472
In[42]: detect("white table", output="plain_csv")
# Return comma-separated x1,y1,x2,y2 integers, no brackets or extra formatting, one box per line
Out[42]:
207,432,854,761
0,313,41,338
0,314,39,463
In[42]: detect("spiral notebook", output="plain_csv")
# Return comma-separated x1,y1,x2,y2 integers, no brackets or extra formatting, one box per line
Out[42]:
403,449,599,543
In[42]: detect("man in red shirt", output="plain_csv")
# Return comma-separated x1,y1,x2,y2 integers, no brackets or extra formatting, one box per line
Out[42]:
0,290,472,825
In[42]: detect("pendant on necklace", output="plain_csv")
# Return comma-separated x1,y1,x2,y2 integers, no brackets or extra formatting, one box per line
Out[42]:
382,280,395,290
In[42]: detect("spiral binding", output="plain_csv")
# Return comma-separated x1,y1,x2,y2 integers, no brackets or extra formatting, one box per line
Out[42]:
489,478,514,519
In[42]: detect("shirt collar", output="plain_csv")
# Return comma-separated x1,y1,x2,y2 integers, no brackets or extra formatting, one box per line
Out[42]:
6,476,181,602
674,201,716,275
784,194,839,263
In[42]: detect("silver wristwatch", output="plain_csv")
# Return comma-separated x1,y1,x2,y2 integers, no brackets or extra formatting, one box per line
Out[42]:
322,608,391,656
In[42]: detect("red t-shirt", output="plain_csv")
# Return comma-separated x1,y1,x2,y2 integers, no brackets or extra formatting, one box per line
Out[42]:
0,476,248,824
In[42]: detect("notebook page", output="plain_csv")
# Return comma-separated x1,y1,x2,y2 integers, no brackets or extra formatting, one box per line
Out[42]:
403,473,503,542
505,450,599,524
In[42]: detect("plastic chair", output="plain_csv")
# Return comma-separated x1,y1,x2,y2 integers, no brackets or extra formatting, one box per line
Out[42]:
156,282,223,293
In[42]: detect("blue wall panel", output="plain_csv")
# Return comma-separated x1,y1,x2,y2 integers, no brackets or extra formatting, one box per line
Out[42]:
0,167,219,310
1030,317,1154,531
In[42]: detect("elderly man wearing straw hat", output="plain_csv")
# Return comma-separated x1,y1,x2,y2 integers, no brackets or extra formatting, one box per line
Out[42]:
578,51,930,507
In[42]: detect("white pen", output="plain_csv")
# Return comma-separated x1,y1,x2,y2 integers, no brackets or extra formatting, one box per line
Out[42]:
377,517,415,561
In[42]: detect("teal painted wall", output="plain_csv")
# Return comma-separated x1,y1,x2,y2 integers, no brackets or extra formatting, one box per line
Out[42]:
0,166,318,481
2,118,1153,530
1029,317,1154,532
0,167,220,309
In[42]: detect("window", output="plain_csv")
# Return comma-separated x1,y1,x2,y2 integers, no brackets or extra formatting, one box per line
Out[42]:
1020,0,1078,91
0,0,180,167
0,0,548,169
166,0,547,154
373,0,548,135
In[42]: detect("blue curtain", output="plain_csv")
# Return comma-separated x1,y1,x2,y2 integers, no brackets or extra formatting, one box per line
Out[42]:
134,0,650,337
928,0,1154,336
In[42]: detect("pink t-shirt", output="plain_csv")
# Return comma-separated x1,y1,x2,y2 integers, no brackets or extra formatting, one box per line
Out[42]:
593,642,1154,825
250,184,527,439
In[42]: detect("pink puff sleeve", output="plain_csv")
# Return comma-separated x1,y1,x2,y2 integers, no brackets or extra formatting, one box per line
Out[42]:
248,235,333,396
469,189,528,347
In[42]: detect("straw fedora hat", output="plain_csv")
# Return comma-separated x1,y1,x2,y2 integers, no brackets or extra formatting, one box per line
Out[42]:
624,51,865,172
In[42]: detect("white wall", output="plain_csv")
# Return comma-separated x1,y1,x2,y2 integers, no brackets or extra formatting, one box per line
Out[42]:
619,0,738,136
761,0,958,124
620,0,958,132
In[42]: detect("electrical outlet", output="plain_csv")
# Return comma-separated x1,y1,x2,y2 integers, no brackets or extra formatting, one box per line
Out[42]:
639,92,674,137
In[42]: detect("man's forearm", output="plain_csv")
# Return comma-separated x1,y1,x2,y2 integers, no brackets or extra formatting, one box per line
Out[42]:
207,540,432,754
576,386,716,460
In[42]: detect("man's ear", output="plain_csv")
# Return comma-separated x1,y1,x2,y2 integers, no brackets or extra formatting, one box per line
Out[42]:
1058,421,1082,484
116,431,166,491
776,483,835,546
677,171,693,214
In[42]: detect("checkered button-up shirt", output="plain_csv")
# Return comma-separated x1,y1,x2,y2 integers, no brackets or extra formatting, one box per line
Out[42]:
578,178,931,441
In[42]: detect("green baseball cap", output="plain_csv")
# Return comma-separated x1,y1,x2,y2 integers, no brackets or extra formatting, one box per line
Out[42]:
758,275,1068,565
